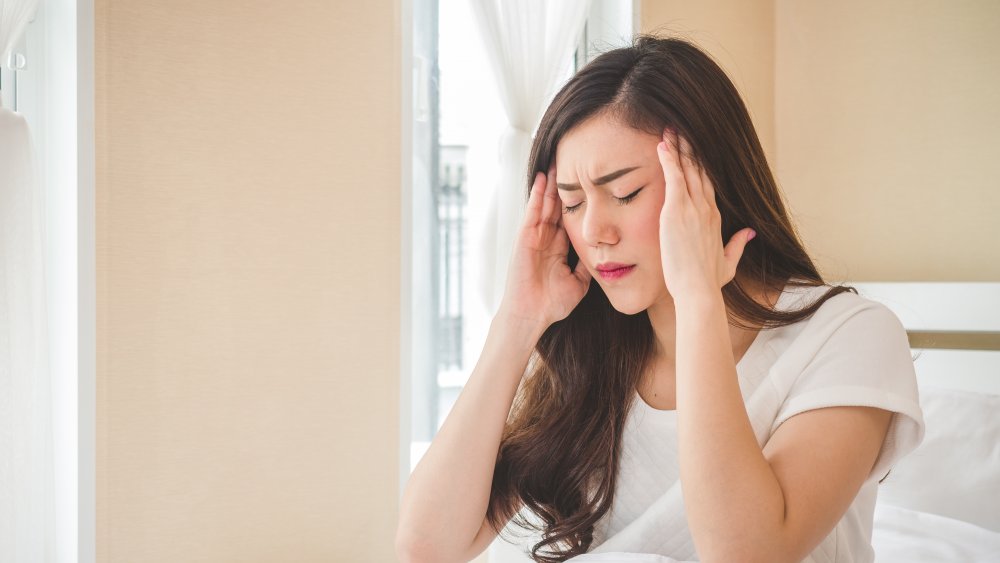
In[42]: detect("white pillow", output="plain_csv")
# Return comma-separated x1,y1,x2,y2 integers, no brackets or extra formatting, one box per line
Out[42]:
872,503,1000,562
876,385,1000,532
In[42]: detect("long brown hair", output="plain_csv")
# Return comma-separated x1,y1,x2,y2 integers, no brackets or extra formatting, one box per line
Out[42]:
484,34,860,562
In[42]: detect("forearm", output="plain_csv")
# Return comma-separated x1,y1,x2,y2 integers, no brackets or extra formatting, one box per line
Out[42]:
396,309,545,561
674,292,786,562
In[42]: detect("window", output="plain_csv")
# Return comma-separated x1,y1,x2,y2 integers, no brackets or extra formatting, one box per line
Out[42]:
410,0,582,459
405,0,635,559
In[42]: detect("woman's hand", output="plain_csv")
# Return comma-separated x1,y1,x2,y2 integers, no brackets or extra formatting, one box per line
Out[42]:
498,162,592,330
655,128,756,302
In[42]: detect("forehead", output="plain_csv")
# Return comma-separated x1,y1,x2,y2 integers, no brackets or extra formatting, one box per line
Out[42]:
555,114,659,177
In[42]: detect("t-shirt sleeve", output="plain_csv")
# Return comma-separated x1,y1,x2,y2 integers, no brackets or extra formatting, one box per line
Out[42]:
770,299,926,485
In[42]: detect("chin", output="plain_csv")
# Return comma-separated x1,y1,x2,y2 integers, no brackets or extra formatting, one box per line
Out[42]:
604,292,654,316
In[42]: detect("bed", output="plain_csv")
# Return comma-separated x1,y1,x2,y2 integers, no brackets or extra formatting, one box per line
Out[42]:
852,282,1000,562
488,281,1000,563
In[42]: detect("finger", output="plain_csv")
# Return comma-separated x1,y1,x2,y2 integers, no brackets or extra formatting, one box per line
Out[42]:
656,131,687,208
526,171,546,224
700,165,718,212
541,162,559,224
548,163,561,224
551,219,569,254
677,135,706,206
724,228,756,272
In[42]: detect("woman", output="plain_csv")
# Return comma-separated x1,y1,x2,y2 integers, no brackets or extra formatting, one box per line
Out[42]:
396,34,924,563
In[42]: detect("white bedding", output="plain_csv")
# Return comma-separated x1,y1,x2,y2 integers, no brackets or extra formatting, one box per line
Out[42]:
872,502,1000,562
566,552,690,563
560,503,1000,563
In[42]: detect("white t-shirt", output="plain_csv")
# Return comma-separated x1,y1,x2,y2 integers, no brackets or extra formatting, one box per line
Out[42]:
573,283,926,562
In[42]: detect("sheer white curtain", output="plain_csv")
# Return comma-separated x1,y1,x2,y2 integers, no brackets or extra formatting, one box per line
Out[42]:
0,1,56,562
1,0,37,68
468,0,591,316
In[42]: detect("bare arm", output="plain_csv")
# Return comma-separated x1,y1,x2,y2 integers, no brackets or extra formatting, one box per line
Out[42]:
397,162,590,562
676,294,893,563
655,131,893,562
395,308,546,563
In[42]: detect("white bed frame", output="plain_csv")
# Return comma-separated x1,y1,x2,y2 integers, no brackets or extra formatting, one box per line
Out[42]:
850,282,1000,396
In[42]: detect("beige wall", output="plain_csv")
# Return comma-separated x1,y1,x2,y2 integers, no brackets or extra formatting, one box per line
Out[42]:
96,1,400,561
91,1,999,561
774,0,1000,280
643,0,1000,280
640,0,776,164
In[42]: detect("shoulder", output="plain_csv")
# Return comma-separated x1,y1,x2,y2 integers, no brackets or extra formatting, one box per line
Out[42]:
785,284,906,340
767,284,914,385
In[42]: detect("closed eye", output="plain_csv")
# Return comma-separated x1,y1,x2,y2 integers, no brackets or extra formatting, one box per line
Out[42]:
563,187,644,215
615,186,643,205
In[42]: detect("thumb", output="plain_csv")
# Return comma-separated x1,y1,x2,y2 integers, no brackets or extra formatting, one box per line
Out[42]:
724,228,756,263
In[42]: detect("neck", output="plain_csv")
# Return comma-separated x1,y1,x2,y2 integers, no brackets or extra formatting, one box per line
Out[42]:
644,282,778,378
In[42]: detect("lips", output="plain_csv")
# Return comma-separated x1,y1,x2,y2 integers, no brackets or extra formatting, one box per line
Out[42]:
595,262,636,281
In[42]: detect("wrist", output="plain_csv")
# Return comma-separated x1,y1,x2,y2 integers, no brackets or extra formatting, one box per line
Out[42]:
493,305,549,344
673,289,725,315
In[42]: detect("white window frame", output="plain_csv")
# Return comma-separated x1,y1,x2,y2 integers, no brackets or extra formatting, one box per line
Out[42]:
5,1,97,562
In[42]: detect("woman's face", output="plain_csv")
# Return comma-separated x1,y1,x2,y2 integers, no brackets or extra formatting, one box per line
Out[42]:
555,113,671,314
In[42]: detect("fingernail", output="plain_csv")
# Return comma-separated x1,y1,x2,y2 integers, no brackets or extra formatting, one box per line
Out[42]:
657,141,666,152
748,229,757,241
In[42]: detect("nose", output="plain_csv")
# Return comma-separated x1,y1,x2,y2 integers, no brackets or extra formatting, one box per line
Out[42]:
580,200,620,248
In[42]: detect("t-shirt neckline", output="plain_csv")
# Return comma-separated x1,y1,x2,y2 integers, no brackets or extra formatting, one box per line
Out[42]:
634,281,802,414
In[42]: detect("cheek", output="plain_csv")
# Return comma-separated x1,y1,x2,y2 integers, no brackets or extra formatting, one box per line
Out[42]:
638,206,661,235
635,197,664,245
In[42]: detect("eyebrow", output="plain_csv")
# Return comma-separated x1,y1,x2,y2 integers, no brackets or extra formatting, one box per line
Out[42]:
556,166,641,191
